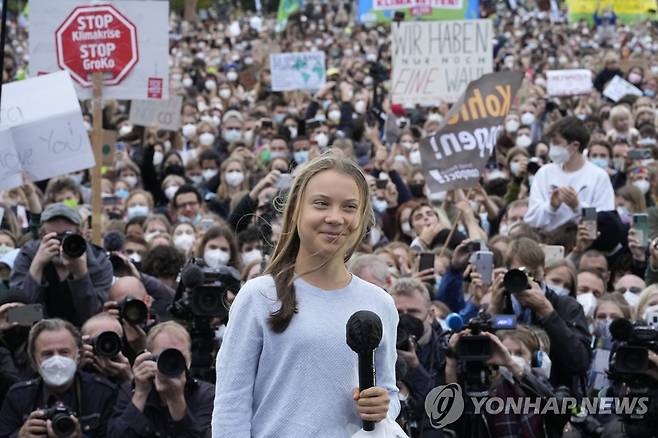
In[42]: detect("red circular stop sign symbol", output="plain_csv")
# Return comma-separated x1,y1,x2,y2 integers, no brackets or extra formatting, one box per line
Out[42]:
55,4,139,87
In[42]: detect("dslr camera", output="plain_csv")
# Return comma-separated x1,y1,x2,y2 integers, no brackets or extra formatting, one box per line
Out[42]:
89,331,122,358
503,267,536,295
152,348,187,377
42,402,76,437
118,296,148,326
396,314,425,351
455,312,517,361
56,232,86,258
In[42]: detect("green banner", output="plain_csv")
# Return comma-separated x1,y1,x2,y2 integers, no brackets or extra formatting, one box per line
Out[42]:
275,0,303,33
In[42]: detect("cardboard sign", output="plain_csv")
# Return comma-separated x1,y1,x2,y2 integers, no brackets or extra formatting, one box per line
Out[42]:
30,0,169,100
129,95,183,131
270,51,326,91
546,69,593,96
420,71,524,193
391,20,493,105
0,71,96,191
603,75,643,102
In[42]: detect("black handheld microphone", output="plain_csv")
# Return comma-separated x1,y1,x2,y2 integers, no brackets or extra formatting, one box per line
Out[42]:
346,310,383,432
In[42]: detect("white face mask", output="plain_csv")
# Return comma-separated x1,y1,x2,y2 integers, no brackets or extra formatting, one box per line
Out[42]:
521,112,535,125
533,351,552,379
577,292,597,318
202,169,218,181
127,205,149,220
205,80,217,91
223,129,241,143
372,198,388,213
123,175,138,188
516,135,532,148
119,124,133,137
505,120,520,133
510,162,522,177
182,124,197,139
144,231,161,243
153,151,164,167
547,282,570,297
642,304,658,327
242,249,262,265
315,132,329,148
204,249,230,268
549,144,570,165
369,226,382,246
328,110,341,122
226,71,238,82
39,355,77,387
219,89,231,100
354,100,367,114
225,171,245,187
623,290,641,307
401,222,414,237
199,132,216,146
164,185,180,201
174,233,196,252
633,179,651,195
182,77,193,87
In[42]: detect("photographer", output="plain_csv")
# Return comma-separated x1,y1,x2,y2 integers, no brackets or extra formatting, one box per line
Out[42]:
390,278,444,438
489,237,592,394
108,321,214,437
0,319,117,437
80,313,133,384
10,204,112,327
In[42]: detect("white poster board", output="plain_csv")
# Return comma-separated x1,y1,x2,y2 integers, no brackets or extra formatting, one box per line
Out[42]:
546,69,593,96
270,51,326,91
391,20,493,105
129,96,183,131
29,0,169,100
603,75,643,102
0,72,96,190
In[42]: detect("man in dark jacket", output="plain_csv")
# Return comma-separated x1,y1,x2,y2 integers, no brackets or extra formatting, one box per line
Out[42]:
10,204,113,327
489,237,592,395
108,321,214,437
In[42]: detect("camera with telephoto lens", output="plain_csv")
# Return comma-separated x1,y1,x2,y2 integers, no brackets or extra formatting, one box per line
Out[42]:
609,318,658,376
455,313,517,361
42,403,76,437
503,267,536,295
118,297,148,325
153,348,187,377
89,331,122,358
56,232,86,258
396,314,425,351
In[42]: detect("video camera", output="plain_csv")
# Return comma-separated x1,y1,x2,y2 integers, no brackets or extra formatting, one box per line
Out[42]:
42,402,76,437
170,258,241,321
609,318,658,376
448,312,517,361
56,232,86,258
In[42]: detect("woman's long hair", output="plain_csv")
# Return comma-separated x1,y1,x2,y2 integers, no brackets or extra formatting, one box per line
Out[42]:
264,152,374,333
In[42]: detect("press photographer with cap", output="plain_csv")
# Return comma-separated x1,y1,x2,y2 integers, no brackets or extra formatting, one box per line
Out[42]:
108,321,214,437
0,318,117,438
9,204,113,327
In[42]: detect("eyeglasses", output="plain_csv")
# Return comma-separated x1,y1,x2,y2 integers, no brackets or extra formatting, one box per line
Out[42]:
615,287,642,295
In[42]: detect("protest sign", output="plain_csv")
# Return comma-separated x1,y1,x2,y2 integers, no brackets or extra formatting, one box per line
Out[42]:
546,69,593,97
358,0,480,23
30,0,169,100
420,71,524,193
0,71,95,191
603,75,643,102
391,20,493,105
101,130,117,166
129,96,183,131
270,51,326,91
566,0,657,24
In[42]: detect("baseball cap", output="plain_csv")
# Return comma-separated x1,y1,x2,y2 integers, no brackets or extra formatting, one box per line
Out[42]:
41,203,82,226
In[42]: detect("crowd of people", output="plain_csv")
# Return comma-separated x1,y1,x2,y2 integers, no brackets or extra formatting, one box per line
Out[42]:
1,0,658,437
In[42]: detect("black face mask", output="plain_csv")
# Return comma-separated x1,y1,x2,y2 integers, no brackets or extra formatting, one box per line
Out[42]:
164,164,185,177
2,326,30,351
409,183,425,198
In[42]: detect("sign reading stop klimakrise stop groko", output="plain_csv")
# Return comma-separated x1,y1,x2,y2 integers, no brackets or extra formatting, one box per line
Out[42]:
55,4,139,87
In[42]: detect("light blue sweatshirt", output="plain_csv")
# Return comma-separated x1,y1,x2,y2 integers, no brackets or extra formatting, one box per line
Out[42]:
211,274,401,438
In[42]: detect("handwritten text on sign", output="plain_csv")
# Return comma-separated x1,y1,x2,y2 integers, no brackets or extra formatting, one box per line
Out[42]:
546,69,593,97
374,0,462,10
129,95,183,131
0,71,95,191
270,51,326,92
392,20,492,105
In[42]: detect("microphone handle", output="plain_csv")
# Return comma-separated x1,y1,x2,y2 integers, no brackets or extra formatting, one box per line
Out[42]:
358,349,376,432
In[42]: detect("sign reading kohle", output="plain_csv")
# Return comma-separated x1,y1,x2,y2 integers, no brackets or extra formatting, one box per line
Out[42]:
420,71,524,193
30,0,169,100
391,20,493,105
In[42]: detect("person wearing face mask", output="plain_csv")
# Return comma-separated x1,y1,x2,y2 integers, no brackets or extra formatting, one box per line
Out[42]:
172,185,204,226
0,319,117,437
10,204,113,327
524,117,615,232
197,150,221,201
107,322,215,437
238,228,264,267
196,225,241,272
488,237,592,396
125,191,153,221
0,297,36,402
208,158,247,220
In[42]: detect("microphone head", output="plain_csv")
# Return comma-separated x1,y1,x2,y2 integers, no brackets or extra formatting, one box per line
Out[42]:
346,310,383,353
446,313,464,332
103,231,125,252
609,318,634,341
181,264,204,289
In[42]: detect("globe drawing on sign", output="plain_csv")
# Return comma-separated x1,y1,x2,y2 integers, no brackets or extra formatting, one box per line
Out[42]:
292,58,324,85
424,383,464,429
